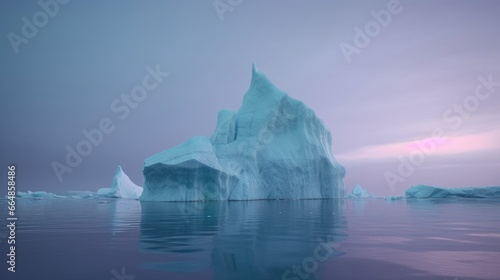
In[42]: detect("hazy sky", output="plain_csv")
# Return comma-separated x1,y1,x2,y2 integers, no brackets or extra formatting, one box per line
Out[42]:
1,0,499,196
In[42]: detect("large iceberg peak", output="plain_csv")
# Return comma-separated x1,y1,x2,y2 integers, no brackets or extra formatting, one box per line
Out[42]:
248,63,278,93
115,165,124,177
141,65,346,201
239,64,286,115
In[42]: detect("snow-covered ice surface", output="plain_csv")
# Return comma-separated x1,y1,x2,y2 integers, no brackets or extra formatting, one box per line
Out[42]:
406,185,500,198
97,165,143,199
141,64,346,201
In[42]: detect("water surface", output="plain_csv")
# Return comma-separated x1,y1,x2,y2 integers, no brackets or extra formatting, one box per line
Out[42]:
1,198,499,280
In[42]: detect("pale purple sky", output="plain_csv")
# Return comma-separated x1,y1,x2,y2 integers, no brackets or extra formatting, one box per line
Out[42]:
1,0,499,196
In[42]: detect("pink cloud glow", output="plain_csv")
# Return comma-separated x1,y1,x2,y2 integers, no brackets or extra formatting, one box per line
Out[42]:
336,130,500,162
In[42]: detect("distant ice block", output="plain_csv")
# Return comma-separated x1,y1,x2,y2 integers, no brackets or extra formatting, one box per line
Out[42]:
15,190,97,199
405,185,500,198
97,166,143,199
384,195,404,201
16,191,64,199
60,191,96,199
141,64,346,201
347,184,374,199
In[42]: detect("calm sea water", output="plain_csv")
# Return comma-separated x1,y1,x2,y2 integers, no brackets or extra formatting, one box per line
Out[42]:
1,198,499,280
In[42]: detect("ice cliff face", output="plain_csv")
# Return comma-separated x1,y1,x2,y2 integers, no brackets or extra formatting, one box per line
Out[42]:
141,64,345,201
97,165,143,199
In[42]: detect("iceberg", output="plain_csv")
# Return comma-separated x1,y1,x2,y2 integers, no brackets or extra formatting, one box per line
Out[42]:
384,195,404,201
16,191,65,199
347,184,374,199
141,64,345,201
56,191,96,199
405,185,500,198
97,166,143,199
14,190,97,199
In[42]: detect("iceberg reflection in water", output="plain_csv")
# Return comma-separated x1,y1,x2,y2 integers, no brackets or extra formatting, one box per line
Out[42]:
139,199,347,279
3,197,500,280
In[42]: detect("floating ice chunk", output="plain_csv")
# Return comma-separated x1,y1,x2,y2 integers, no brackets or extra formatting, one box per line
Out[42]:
59,191,96,199
347,184,374,199
14,190,97,199
98,166,143,199
141,64,345,201
405,185,500,198
16,191,65,199
384,195,404,201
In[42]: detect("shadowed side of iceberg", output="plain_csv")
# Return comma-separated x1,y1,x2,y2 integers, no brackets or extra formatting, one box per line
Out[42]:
141,65,345,201
141,136,239,201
